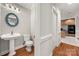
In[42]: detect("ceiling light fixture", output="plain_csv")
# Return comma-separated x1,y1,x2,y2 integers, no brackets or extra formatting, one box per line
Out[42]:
1,4,21,13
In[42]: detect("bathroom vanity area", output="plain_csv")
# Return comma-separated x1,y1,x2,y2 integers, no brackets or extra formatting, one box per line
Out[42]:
0,3,32,56
1,33,21,55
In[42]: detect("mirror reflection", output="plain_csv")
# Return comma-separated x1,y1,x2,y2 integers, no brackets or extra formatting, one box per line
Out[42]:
6,13,19,27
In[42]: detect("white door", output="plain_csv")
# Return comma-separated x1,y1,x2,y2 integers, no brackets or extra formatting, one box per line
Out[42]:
31,4,53,56
31,4,61,56
31,4,41,56
40,4,53,56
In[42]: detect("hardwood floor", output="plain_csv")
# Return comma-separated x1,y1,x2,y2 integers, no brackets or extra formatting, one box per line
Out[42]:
15,46,34,56
3,46,34,56
3,43,79,56
53,43,79,56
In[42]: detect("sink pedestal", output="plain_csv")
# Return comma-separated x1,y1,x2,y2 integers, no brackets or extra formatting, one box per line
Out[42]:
0,33,21,56
8,39,16,56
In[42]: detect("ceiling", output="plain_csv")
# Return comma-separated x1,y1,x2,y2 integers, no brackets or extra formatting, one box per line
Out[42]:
53,3,79,20
18,3,79,20
18,3,32,9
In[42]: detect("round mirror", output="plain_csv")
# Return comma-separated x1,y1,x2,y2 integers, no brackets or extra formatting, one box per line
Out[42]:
5,13,19,27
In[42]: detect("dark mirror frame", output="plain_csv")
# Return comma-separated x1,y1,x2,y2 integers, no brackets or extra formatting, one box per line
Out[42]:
5,13,19,27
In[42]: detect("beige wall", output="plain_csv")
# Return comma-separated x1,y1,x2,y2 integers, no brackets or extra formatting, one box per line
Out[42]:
61,18,75,25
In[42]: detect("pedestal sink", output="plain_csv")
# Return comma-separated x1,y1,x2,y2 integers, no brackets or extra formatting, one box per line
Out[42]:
0,33,21,56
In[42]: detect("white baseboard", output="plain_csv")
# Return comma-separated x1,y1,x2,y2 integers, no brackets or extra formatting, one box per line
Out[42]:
56,41,61,47
0,44,25,56
50,52,53,56
0,50,9,56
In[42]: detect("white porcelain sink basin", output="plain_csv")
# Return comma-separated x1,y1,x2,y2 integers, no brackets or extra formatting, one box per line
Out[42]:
0,33,21,56
1,33,21,40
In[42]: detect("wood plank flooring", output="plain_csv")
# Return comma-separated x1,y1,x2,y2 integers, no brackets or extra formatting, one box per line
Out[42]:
3,43,79,56
3,46,34,56
53,43,79,56
15,46,34,56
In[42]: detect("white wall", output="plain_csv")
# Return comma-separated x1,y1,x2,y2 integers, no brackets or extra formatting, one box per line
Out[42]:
75,13,79,45
0,4,1,53
75,11,79,39
0,4,31,55
61,37,79,47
